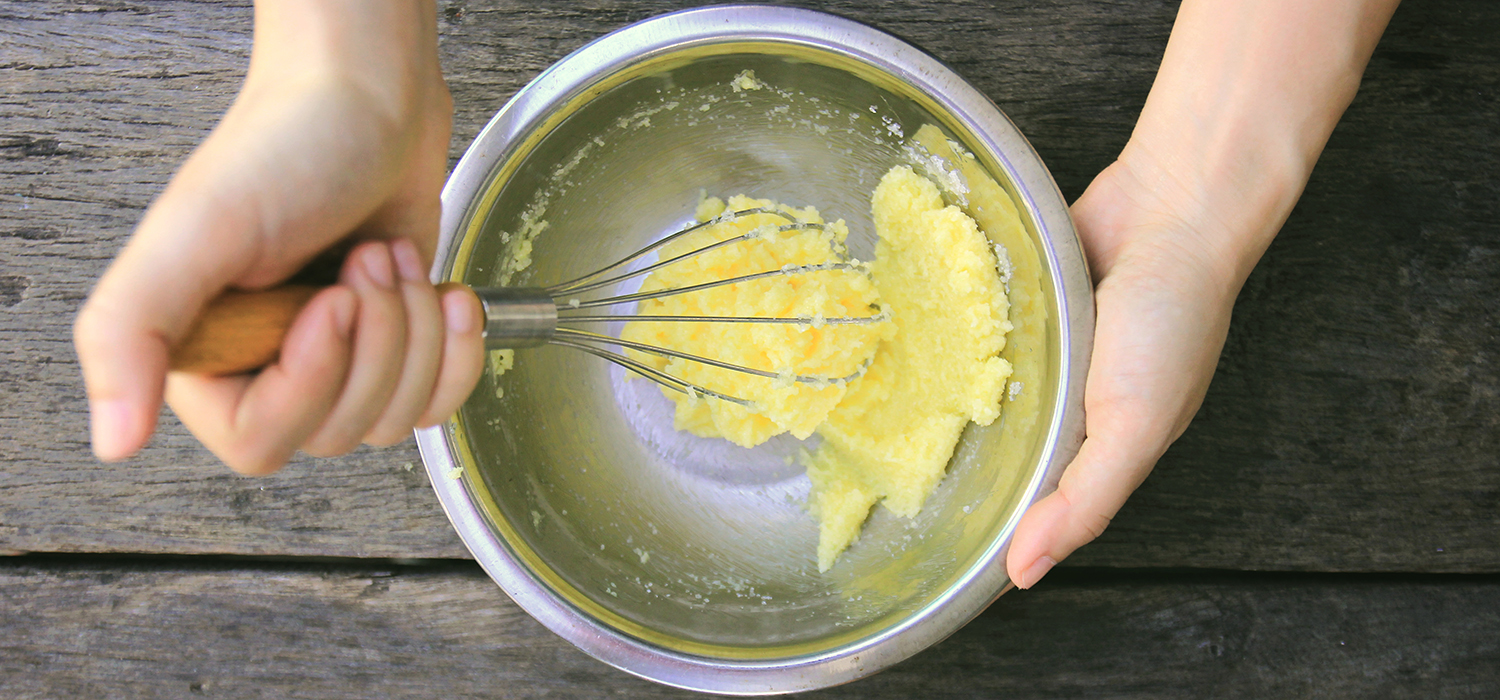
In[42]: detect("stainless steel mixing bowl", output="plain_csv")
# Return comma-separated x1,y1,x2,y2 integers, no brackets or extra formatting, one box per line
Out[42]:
416,5,1091,694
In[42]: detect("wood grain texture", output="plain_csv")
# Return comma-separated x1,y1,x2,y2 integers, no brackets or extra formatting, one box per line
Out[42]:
1,558,1496,698
1,1,1498,569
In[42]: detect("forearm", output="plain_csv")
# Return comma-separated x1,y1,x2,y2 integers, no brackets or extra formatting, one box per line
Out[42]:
247,0,441,113
1118,0,1400,282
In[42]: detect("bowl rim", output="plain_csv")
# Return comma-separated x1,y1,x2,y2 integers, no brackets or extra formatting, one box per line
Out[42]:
417,4,1091,694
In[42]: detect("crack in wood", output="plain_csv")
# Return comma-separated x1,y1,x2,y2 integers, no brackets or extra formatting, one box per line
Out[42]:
0,135,72,159
1,275,30,307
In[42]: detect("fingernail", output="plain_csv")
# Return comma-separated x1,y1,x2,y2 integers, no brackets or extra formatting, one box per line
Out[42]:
361,244,395,288
1018,556,1056,589
392,239,427,283
444,289,477,334
90,399,134,462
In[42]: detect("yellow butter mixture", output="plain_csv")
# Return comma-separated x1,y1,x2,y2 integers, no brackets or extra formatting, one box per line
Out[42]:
622,165,1014,571
806,166,1013,570
619,197,894,448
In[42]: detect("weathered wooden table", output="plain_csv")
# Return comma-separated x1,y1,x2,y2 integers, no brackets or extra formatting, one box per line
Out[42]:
3,1,1497,697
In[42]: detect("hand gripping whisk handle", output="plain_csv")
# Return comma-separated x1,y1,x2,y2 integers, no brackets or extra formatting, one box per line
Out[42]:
169,284,556,375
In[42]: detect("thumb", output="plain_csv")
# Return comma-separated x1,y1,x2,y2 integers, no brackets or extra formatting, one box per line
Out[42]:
74,165,263,461
1005,432,1153,589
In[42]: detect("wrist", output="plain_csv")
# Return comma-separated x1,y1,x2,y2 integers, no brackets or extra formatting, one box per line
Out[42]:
1114,120,1306,284
246,0,441,111
1114,0,1398,282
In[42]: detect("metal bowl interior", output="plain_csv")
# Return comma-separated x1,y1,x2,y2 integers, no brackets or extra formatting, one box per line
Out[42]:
420,6,1088,693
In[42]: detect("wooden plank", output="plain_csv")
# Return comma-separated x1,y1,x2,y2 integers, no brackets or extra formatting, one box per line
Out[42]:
2,0,1498,569
0,558,1496,698
0,1,472,559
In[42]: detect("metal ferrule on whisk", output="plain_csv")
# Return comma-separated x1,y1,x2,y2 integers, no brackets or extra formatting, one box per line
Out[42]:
478,287,558,348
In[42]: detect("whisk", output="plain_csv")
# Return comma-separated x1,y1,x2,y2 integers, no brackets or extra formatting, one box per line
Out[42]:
171,208,885,405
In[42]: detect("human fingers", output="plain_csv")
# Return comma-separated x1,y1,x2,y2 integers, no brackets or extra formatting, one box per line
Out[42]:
74,281,170,463
1006,258,1232,589
362,239,444,446
300,242,410,457
74,76,414,463
165,287,358,476
73,135,276,462
416,284,485,428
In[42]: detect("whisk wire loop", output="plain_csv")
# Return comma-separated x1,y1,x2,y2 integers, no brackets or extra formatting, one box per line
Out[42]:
483,208,884,404
553,328,865,384
551,221,829,298
549,337,752,407
560,262,867,312
546,207,811,295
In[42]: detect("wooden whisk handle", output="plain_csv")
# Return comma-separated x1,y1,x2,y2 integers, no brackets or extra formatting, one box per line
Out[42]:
170,285,323,375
